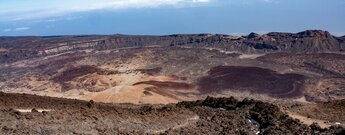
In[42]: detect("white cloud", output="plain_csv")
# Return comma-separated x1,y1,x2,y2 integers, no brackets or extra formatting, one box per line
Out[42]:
263,0,273,3
2,27,31,32
3,29,12,32
263,0,279,4
14,27,30,31
46,19,57,22
0,0,211,21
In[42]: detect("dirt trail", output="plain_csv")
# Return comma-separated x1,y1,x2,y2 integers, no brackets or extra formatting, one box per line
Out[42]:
15,109,53,113
287,112,330,128
146,115,200,134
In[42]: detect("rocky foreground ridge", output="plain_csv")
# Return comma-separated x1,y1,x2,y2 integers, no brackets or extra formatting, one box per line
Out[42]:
0,92,344,135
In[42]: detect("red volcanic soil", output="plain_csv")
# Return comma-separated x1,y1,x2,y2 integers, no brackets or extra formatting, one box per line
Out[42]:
51,65,121,91
197,66,306,98
51,66,104,91
52,65,120,83
52,65,100,83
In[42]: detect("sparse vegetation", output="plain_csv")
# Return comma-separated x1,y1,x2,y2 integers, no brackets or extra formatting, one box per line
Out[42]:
87,100,95,108
31,108,38,113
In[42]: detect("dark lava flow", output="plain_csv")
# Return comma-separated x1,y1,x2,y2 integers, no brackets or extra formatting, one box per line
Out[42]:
197,66,306,98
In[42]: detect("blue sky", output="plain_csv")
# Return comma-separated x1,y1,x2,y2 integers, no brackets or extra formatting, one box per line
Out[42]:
0,0,344,36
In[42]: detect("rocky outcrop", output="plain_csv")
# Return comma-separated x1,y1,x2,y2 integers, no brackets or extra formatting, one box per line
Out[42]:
247,32,260,39
266,30,343,53
41,40,106,55
0,93,344,134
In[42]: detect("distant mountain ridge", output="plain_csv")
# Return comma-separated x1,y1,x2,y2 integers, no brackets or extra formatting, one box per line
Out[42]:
0,30,344,63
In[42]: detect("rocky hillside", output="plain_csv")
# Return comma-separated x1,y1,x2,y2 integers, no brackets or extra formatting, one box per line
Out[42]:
0,30,344,63
0,92,344,135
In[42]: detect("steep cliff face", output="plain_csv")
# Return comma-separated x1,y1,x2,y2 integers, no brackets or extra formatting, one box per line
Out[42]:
265,30,343,53
0,30,344,63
